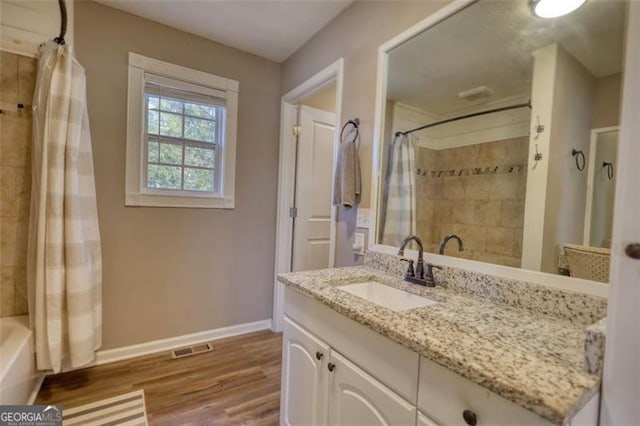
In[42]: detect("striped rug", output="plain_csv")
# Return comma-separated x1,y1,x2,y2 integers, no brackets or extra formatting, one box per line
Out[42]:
63,390,148,426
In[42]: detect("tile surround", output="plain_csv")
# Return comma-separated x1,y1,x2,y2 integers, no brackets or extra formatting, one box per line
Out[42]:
0,51,35,317
406,137,529,268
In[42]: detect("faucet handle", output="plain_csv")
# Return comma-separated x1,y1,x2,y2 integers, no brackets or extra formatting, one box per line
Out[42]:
400,258,415,277
423,263,442,287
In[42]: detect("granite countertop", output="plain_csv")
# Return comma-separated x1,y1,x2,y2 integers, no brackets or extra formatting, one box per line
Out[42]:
278,266,601,425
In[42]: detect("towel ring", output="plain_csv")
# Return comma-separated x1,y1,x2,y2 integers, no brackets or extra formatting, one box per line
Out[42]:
571,149,585,171
602,161,614,180
340,118,360,145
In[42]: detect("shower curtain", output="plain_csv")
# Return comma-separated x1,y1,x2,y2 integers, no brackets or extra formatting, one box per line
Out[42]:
379,133,416,246
28,41,102,373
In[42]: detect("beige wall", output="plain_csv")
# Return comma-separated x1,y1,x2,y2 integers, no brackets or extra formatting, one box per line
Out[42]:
541,46,595,273
0,52,34,317
75,1,281,349
592,73,622,129
282,0,453,266
301,83,336,112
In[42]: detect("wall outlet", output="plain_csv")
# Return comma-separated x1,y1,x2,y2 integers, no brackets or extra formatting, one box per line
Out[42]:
353,232,366,256
356,208,370,229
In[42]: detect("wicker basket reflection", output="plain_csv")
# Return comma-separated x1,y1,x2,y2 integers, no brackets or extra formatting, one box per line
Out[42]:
564,244,611,283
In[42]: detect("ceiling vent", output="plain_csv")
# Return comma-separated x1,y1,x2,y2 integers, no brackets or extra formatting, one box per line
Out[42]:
171,343,213,359
458,86,494,101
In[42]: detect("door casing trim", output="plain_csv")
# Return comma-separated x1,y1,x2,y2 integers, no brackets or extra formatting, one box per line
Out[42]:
272,58,344,332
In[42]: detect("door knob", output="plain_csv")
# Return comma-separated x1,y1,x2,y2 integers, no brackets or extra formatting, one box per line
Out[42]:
316,351,323,360
462,409,477,426
625,243,640,259
327,363,336,372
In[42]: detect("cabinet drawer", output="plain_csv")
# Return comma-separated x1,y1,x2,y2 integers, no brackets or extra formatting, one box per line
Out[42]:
418,356,552,426
284,286,419,403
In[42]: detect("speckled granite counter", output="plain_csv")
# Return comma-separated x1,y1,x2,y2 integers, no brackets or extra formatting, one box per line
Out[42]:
278,265,603,425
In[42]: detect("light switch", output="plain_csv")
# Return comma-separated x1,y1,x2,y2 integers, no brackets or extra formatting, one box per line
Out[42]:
356,208,370,228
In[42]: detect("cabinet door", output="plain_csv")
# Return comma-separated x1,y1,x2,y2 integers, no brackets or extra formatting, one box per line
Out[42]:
280,316,330,426
327,350,416,426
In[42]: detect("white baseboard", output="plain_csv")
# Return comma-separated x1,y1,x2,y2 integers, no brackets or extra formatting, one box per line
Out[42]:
94,319,273,366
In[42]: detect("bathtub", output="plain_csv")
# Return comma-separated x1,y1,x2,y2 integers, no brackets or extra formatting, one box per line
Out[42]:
0,315,42,405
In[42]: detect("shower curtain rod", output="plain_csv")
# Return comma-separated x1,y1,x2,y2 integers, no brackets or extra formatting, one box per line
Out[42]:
54,0,67,45
394,100,532,138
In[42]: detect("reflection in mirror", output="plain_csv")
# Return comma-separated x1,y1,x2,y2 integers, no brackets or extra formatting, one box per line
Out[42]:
585,128,618,248
376,0,626,283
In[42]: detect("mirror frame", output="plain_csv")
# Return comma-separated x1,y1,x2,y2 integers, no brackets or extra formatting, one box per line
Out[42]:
368,0,610,298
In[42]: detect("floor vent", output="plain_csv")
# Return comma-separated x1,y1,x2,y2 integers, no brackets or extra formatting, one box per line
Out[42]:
171,343,213,359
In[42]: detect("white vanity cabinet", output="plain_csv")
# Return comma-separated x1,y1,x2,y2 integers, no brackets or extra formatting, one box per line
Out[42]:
280,286,598,426
281,315,416,426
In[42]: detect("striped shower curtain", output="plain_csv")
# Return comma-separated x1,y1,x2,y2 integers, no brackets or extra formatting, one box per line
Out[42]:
28,41,102,373
379,133,416,246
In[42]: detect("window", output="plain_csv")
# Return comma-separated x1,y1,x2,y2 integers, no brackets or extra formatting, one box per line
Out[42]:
145,82,220,193
126,53,238,208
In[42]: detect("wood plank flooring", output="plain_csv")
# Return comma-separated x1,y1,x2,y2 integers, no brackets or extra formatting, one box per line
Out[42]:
36,330,283,425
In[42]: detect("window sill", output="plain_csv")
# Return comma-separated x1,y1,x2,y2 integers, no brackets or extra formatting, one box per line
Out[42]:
125,192,234,209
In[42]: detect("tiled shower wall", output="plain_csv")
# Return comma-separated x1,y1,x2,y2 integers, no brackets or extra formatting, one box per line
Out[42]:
415,136,528,267
0,52,35,317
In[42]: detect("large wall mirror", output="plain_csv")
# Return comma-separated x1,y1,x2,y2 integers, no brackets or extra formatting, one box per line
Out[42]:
374,0,626,286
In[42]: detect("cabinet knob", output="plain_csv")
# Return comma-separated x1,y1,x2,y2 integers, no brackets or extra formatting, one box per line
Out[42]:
316,351,323,360
462,409,477,426
327,363,336,372
625,243,640,259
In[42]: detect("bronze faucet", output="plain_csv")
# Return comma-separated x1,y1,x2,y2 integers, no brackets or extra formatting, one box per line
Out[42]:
439,234,464,255
398,235,441,287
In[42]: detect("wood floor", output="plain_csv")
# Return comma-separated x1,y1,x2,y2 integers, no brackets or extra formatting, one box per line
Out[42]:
36,330,283,425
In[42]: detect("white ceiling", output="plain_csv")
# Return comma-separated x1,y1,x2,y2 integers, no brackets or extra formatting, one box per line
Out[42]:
97,0,352,63
387,0,626,116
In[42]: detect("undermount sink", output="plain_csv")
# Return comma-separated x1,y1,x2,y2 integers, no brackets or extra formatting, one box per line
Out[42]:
338,281,437,312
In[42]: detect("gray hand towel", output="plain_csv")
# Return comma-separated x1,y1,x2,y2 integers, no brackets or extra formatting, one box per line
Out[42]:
333,140,361,208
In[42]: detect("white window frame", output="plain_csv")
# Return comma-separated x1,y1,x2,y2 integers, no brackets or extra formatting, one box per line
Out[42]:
125,52,239,208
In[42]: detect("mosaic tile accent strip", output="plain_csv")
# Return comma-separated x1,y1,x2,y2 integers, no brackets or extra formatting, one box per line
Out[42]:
415,163,526,178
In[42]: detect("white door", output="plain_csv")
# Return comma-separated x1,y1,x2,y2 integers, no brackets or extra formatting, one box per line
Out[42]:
291,105,336,272
600,2,640,424
280,316,330,426
327,350,417,426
